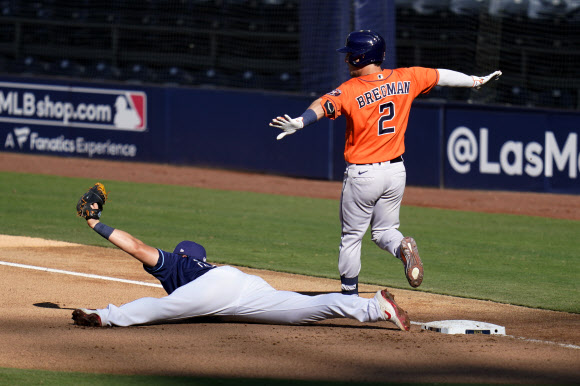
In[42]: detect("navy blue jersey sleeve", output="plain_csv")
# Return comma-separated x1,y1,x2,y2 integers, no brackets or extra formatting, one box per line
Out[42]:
144,249,216,294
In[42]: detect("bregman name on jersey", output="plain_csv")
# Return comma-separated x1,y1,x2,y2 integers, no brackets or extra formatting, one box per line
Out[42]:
356,81,410,109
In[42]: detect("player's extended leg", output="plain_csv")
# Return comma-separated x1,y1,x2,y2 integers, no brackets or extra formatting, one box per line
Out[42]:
370,162,423,288
338,164,385,295
238,290,380,323
92,266,251,326
370,162,406,256
231,275,410,330
233,277,376,323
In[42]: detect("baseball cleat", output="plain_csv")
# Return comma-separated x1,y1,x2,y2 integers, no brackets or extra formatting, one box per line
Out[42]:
374,289,410,331
72,308,102,327
399,236,423,288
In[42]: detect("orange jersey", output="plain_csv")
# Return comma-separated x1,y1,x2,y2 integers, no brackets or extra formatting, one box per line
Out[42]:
320,67,439,164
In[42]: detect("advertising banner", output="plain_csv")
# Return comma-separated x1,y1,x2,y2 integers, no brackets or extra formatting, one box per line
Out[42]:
444,105,579,193
0,78,160,162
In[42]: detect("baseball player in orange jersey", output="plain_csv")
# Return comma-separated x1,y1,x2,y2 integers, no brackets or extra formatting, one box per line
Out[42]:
270,30,501,295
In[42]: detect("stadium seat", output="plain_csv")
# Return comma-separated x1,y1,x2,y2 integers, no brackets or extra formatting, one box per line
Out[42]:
140,13,159,26
412,0,450,15
70,7,89,21
450,0,490,15
566,0,580,23
261,0,290,5
184,0,222,29
120,63,157,83
411,0,452,40
414,1,471,42
225,0,272,32
526,1,569,49
527,0,567,19
488,0,529,18
197,68,229,87
538,88,575,108
260,0,298,19
0,0,13,16
160,66,196,85
4,0,40,18
396,0,418,26
51,59,86,77
277,72,299,91
15,56,49,76
87,61,120,80
33,2,47,18
35,6,53,19
237,70,269,89
258,71,298,91
84,1,121,24
508,85,533,106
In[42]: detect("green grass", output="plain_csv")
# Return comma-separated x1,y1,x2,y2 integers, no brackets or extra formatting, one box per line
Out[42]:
0,367,397,386
0,171,578,313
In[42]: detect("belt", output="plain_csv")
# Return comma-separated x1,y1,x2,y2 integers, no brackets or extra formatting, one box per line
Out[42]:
358,156,403,166
389,155,403,163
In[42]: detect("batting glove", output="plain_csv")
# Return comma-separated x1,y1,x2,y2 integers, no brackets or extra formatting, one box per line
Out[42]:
269,114,304,140
472,70,502,89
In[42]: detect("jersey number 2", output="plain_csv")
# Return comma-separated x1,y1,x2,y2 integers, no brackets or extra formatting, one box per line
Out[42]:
378,101,395,136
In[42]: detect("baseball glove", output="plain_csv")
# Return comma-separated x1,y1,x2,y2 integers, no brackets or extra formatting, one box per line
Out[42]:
76,182,108,220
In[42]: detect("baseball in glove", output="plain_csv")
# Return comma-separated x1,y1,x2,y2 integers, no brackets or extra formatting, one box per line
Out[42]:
76,182,108,220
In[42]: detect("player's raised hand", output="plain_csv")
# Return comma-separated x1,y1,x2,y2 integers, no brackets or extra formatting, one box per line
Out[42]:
269,114,304,140
472,70,502,89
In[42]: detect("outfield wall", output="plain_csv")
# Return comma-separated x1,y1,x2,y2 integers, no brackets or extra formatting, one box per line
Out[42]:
0,77,578,194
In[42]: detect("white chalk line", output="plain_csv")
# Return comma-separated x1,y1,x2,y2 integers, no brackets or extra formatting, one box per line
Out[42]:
504,335,580,350
0,260,163,288
3,260,579,350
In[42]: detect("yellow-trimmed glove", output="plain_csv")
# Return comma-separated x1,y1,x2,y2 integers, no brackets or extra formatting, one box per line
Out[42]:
76,182,108,220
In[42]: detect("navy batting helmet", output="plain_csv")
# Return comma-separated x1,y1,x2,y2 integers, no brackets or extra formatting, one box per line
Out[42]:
336,30,386,68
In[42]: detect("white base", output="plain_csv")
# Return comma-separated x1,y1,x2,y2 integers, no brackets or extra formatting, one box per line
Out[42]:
421,320,506,335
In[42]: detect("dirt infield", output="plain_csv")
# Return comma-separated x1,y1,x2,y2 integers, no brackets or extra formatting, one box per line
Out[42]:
1,152,579,384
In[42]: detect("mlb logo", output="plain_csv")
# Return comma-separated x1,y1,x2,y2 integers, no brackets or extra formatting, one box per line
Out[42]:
327,89,342,97
114,92,147,131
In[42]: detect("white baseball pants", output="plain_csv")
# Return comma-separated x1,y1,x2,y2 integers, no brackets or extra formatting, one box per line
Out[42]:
95,266,385,327
338,161,406,280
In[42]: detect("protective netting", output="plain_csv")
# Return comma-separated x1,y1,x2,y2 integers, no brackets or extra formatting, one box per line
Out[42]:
0,0,578,110
396,0,580,110
0,0,301,91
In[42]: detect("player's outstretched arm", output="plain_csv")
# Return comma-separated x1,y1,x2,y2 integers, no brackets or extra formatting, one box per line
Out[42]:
86,216,159,267
269,98,325,140
76,183,159,267
437,69,502,89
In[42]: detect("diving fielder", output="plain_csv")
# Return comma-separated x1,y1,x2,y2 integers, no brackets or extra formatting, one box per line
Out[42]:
270,30,501,295
72,183,411,331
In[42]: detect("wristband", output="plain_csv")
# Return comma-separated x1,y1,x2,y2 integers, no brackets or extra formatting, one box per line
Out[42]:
299,109,318,127
93,222,115,240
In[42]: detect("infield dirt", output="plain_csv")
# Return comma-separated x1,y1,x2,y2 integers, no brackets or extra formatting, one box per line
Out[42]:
1,152,579,384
